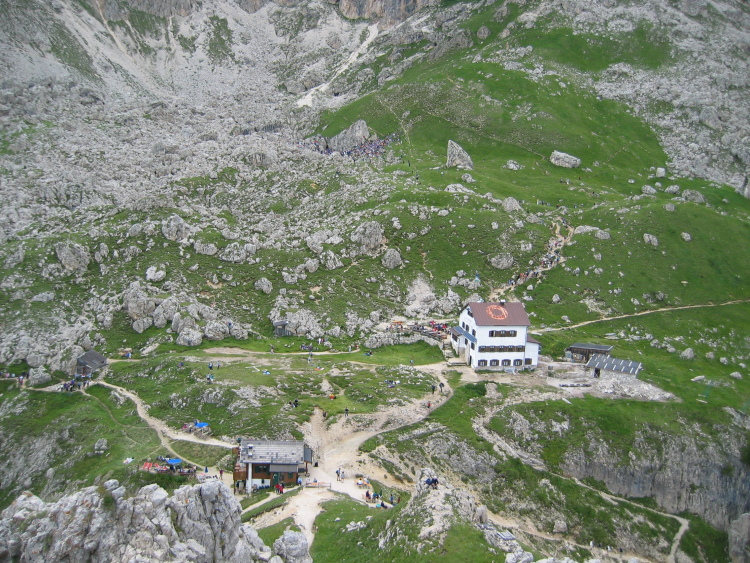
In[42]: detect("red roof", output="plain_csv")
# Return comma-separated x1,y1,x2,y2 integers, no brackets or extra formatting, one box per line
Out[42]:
467,302,530,327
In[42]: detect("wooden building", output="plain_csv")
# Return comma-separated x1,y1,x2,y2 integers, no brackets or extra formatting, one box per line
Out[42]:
234,439,313,491
565,343,614,363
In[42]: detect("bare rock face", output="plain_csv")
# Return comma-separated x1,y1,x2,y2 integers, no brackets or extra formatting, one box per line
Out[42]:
730,513,750,563
336,0,436,27
549,150,581,168
327,120,369,152
0,480,280,562
55,242,91,272
446,140,473,169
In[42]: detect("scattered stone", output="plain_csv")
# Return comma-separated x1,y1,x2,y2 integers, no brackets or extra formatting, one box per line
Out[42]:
161,214,188,241
655,167,666,178
504,160,524,171
489,253,515,269
643,233,659,247
730,372,742,379
255,278,273,294
691,375,705,382
552,294,561,303
682,189,706,203
642,185,657,195
681,232,692,242
145,266,166,282
664,203,676,211
595,230,611,240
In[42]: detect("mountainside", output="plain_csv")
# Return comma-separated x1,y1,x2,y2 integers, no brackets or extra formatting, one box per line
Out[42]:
0,0,749,561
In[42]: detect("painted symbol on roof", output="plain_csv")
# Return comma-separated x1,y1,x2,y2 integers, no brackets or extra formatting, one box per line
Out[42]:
486,304,508,320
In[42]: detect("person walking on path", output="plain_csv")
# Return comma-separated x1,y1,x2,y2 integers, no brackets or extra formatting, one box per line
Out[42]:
219,469,224,480
431,384,436,394
439,382,444,393
336,468,341,481
344,407,349,417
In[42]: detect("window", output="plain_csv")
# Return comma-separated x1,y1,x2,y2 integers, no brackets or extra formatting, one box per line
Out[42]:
489,359,499,366
467,308,473,317
472,329,476,337
525,358,533,365
477,359,487,366
471,342,475,350
509,330,517,337
255,465,269,473
515,345,525,352
452,334,457,341
502,359,511,366
513,359,523,366
489,330,517,338
478,346,487,353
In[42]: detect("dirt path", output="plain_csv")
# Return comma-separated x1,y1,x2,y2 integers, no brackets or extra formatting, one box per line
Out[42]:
531,298,750,334
244,361,455,544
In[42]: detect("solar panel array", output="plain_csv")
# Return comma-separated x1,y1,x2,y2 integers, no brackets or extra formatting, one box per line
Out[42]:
586,353,642,375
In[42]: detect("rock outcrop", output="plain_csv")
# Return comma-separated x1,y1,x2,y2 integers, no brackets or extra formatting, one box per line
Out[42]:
549,151,581,169
446,140,473,169
0,480,301,563
327,120,370,152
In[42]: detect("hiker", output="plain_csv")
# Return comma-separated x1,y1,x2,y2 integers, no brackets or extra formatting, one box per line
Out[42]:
219,469,224,479
344,407,349,417
427,401,431,409
431,384,435,394
439,382,444,393
336,468,341,481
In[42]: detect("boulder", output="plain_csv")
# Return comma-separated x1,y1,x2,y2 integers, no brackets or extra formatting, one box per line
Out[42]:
550,150,581,168
145,266,166,282
327,120,369,152
477,25,491,40
503,197,523,212
176,328,203,347
220,242,247,263
553,519,568,533
204,320,229,341
504,160,524,170
194,241,219,255
27,367,51,386
682,189,706,203
643,233,659,247
132,317,153,334
161,214,188,241
55,242,91,272
255,278,273,294
273,531,312,563
681,348,696,360
489,253,515,269
642,185,657,195
595,230,611,240
321,250,343,270
681,232,692,242
351,221,384,255
381,248,403,269
446,140,473,169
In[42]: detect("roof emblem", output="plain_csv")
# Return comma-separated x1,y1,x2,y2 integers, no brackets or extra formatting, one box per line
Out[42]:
486,304,508,320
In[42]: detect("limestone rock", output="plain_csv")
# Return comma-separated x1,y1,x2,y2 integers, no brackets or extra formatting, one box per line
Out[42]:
176,328,203,347
477,25,491,40
145,266,166,282
194,241,219,256
204,320,229,341
327,120,369,152
681,232,692,242
552,294,561,304
664,203,676,211
55,242,91,272
552,519,568,533
446,140,473,169
321,250,343,270
27,367,51,386
730,372,743,380
162,214,188,241
595,230,611,240
681,348,696,360
503,197,523,212
550,150,581,168
730,513,750,563
489,253,515,269
504,159,524,170
381,248,403,269
255,278,273,295
273,531,312,563
0,481,275,562
132,317,153,334
682,189,706,203
121,282,156,320
350,221,384,255
642,185,657,195
643,233,659,247
220,242,247,263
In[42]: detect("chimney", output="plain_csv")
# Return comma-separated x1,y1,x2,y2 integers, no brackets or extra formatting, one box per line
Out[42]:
500,299,506,306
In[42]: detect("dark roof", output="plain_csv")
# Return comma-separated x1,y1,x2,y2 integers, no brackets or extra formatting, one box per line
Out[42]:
452,325,477,344
467,302,530,327
273,320,288,327
526,335,541,345
567,343,614,353
77,350,108,370
586,354,642,375
238,439,306,465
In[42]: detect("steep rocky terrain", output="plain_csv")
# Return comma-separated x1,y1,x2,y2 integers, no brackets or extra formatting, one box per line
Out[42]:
0,0,749,561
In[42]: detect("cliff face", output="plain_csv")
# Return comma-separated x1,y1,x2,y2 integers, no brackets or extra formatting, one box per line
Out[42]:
0,479,303,562
560,430,750,531
332,0,439,26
